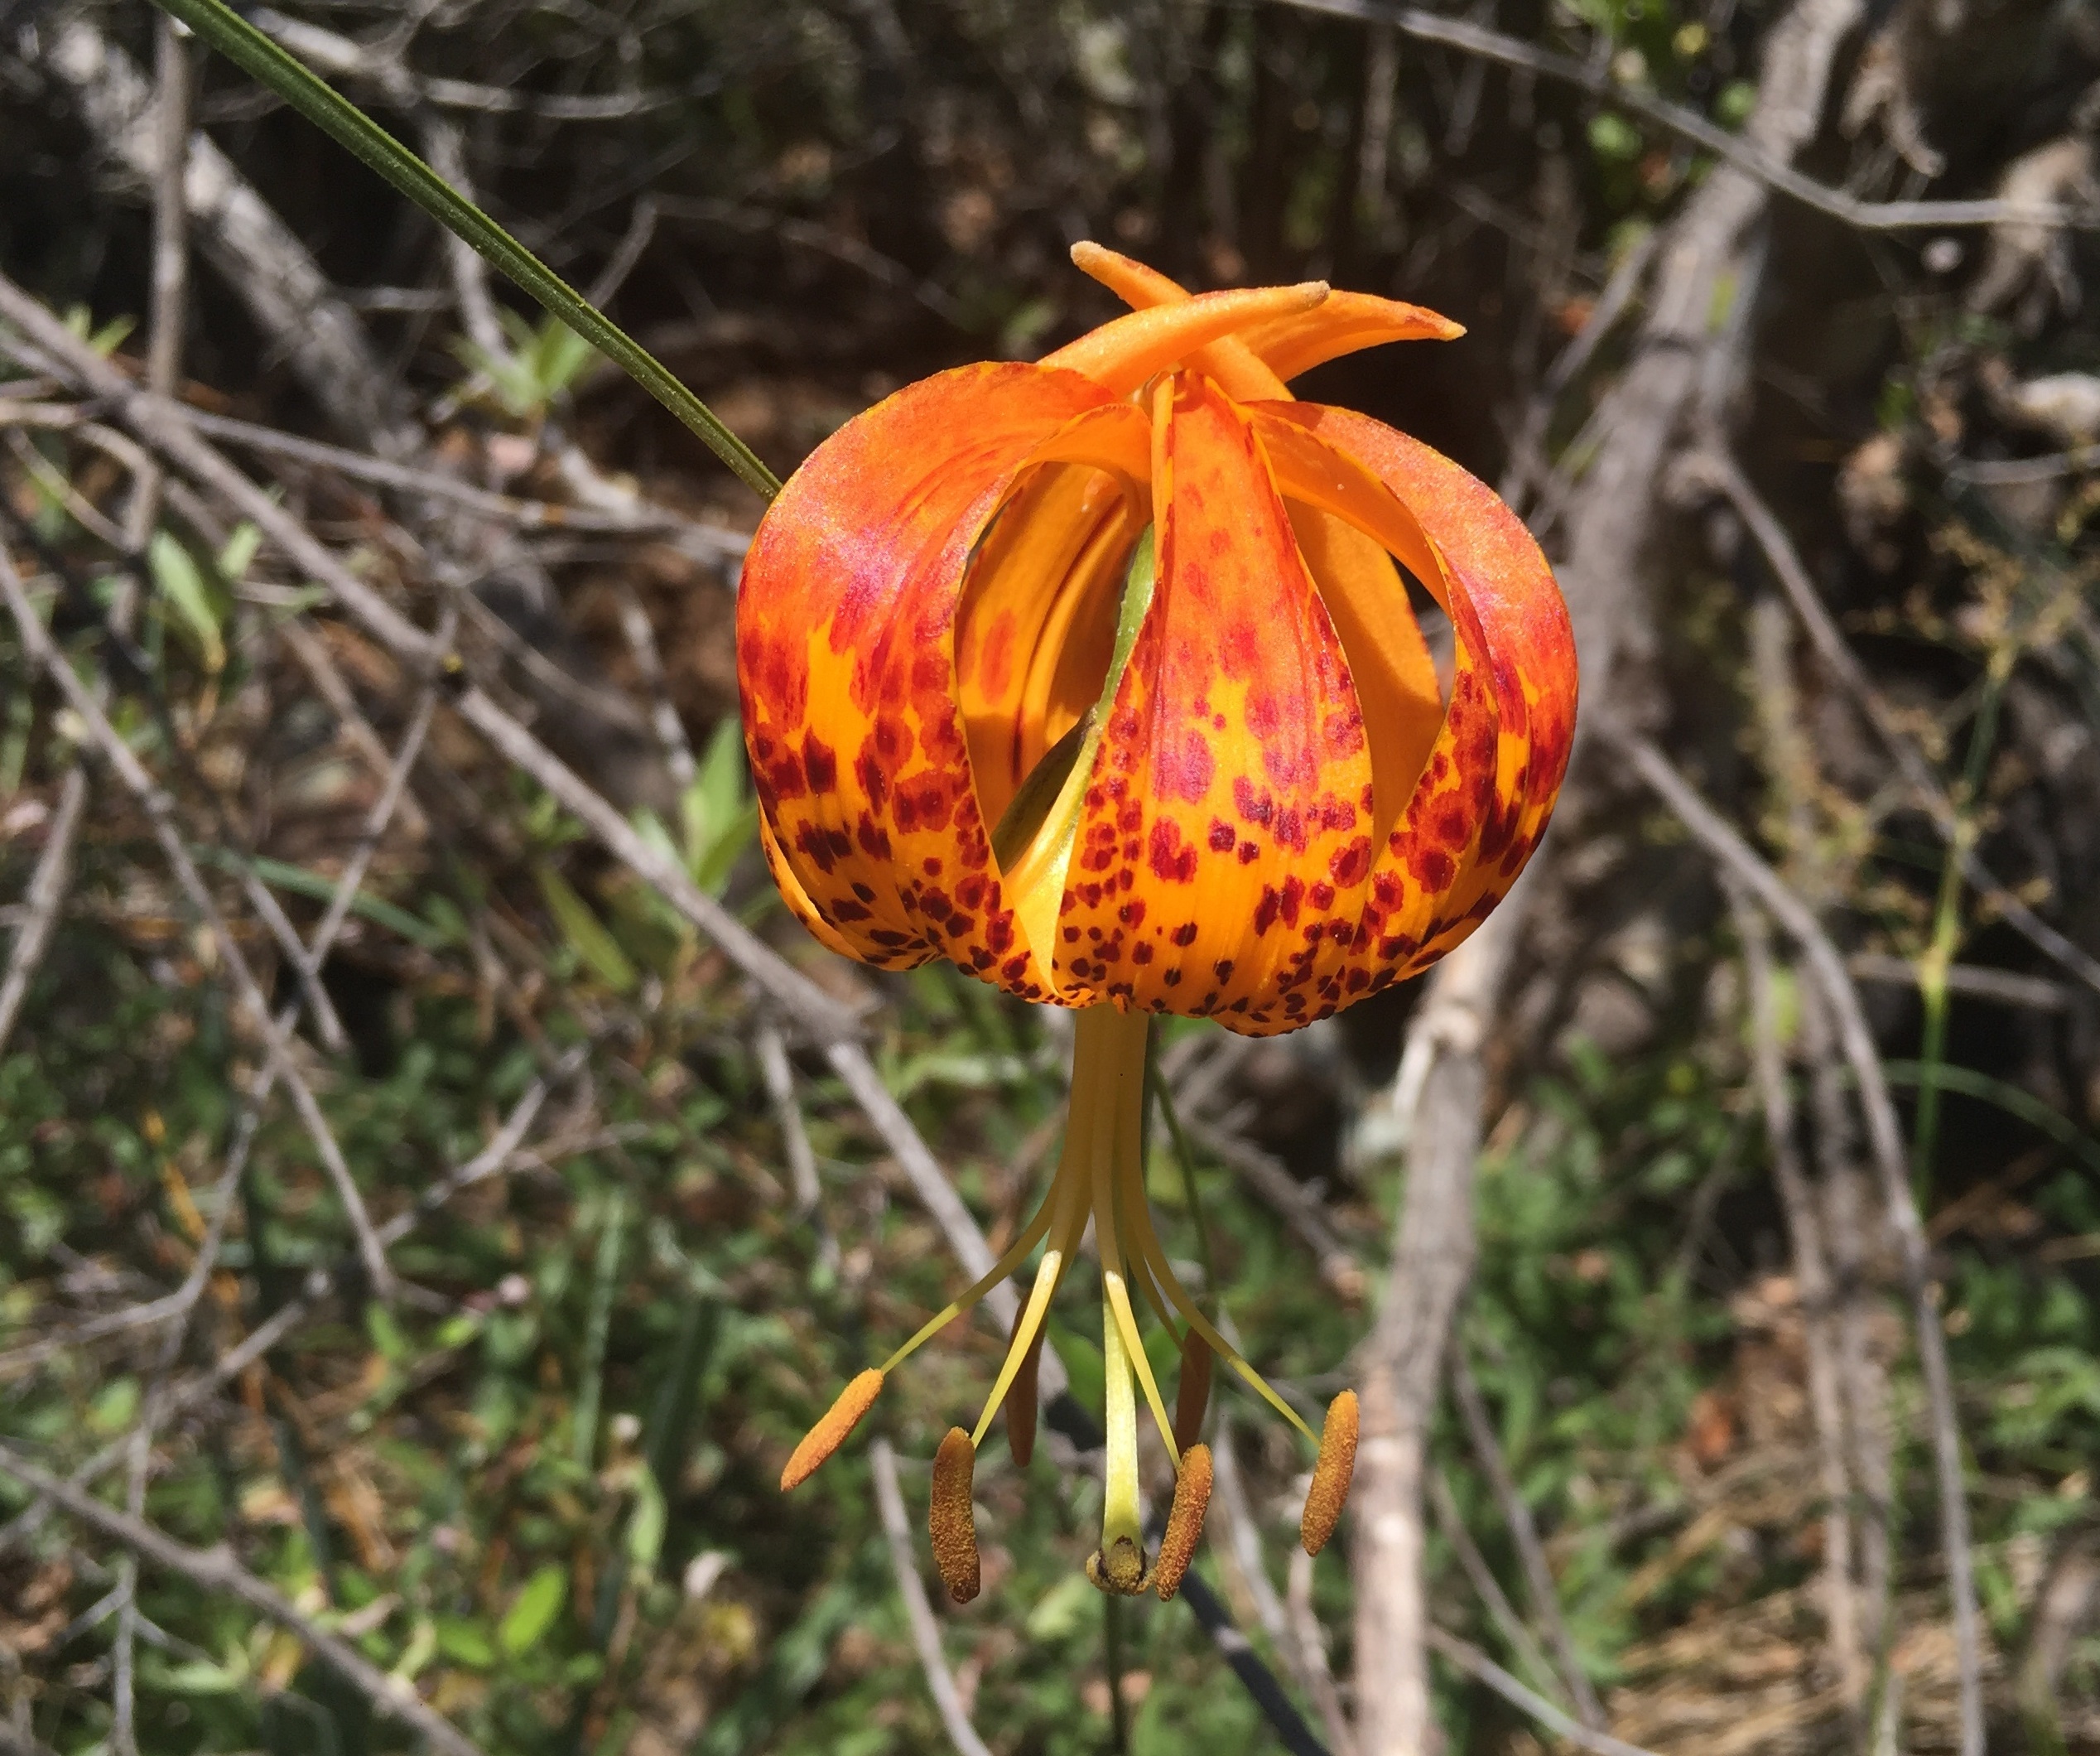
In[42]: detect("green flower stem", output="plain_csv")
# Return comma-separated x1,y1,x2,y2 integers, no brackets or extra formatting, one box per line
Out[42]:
1910,653,2009,1208
146,0,782,503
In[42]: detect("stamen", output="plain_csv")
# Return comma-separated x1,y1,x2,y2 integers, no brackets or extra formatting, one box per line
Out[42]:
1154,1443,1213,1600
1000,1297,1046,1466
1123,1180,1315,1443
878,1177,1063,1377
1299,1389,1360,1556
972,1117,1091,1454
1173,1329,1212,1453
929,1427,981,1604
781,1368,884,1490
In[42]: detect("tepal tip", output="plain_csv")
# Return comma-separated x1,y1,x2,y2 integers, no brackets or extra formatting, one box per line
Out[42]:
930,1427,981,1604
1154,1444,1214,1601
780,1368,884,1491
1299,1389,1359,1556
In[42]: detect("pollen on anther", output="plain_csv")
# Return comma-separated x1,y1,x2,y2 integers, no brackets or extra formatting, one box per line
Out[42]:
1299,1389,1359,1556
1154,1444,1213,1601
930,1428,981,1604
781,1368,884,1490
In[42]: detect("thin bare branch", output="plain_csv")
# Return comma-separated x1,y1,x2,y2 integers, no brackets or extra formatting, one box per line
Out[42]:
1425,1625,1664,1756
0,1440,489,1756
1614,727,1982,1756
181,407,749,560
0,546,395,1296
1275,0,2098,231
1683,447,2100,996
1448,1346,1604,1725
869,1439,995,1756
1182,1116,1365,1302
1426,1467,1560,1701
1727,879,1868,1709
615,584,699,793
0,766,86,1056
1285,1546,1359,1756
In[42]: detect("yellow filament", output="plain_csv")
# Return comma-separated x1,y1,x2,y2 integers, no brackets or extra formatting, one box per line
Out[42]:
971,1163,1085,1447
1173,1329,1213,1454
878,1165,1063,1374
1123,1179,1317,1443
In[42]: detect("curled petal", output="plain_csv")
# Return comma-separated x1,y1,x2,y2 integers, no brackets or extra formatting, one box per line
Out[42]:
739,363,1118,999
955,400,1154,824
1068,243,1288,400
1312,407,1575,953
1056,373,1377,1033
1240,292,1464,383
1285,502,1443,843
1262,403,1577,988
1042,282,1329,398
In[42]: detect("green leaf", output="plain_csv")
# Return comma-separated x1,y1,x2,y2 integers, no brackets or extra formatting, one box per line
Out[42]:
625,1471,667,1580
683,718,759,892
365,1303,407,1363
157,1657,248,1696
535,864,639,991
148,531,227,672
435,1617,497,1668
499,1564,570,1657
218,520,263,582
1587,112,1643,162
190,847,446,949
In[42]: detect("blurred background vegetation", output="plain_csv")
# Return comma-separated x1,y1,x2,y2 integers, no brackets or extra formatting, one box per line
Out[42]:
2,0,2098,1753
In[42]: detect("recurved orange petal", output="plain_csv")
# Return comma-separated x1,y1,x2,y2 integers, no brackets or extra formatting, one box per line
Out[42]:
1240,292,1464,384
1263,403,1576,990
739,361,1119,998
1067,244,1288,401
1041,282,1329,398
1054,373,1378,1034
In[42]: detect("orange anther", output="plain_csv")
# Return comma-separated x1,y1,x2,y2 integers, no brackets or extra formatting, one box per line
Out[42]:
1299,1389,1359,1556
1154,1443,1213,1601
930,1427,981,1604
780,1368,884,1491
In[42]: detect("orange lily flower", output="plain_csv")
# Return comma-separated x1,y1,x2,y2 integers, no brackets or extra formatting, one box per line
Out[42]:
742,244,1576,1601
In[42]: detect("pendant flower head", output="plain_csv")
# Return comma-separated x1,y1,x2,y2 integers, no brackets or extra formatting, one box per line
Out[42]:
741,244,1576,1600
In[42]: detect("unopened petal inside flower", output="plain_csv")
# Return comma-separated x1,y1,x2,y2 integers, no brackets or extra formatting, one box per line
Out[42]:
741,244,1575,1593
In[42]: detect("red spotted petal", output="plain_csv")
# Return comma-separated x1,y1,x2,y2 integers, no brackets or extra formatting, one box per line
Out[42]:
738,362,1122,1000
1053,373,1377,1031
1258,402,1577,990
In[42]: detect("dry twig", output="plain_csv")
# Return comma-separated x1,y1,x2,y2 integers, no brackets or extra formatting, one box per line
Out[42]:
1278,0,2098,232
1,544,397,1295
0,766,85,1057
869,1439,995,1756
1449,1345,1604,1725
1615,727,1983,1756
0,1441,489,1756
